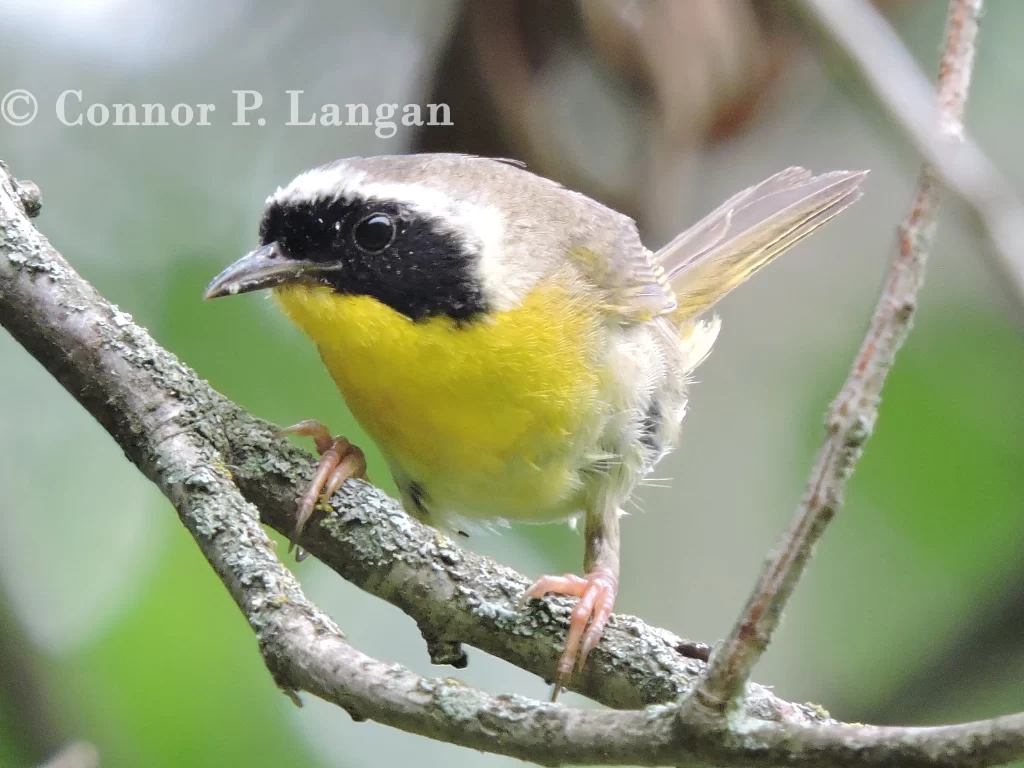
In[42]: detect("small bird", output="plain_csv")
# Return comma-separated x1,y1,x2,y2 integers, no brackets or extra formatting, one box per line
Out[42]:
205,154,865,698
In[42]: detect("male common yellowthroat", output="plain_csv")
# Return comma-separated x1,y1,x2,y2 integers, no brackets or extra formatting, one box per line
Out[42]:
205,154,865,697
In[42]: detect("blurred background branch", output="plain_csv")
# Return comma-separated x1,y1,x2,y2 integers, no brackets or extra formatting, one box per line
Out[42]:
0,585,68,766
36,743,99,768
794,0,1024,322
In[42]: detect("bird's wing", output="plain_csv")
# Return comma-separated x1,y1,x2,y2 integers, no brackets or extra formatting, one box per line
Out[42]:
568,237,678,321
657,168,867,321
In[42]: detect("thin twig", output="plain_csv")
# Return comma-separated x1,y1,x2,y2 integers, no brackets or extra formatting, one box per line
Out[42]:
686,0,985,717
3,155,1024,764
795,0,1024,321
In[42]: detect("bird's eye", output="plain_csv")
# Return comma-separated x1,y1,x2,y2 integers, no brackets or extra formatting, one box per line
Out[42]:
353,213,396,253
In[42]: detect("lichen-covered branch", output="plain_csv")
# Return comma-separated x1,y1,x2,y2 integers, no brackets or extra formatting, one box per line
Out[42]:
687,0,986,718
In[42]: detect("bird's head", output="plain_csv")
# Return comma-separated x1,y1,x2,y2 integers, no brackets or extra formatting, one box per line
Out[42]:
204,153,576,322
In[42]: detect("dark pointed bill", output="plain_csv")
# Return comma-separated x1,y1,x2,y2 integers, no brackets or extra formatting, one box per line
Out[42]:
204,242,329,299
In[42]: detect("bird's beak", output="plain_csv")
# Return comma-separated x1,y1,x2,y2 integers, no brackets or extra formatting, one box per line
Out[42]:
204,242,325,299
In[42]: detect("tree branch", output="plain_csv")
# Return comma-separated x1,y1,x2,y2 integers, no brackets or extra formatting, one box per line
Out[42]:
687,0,986,718
794,0,1024,320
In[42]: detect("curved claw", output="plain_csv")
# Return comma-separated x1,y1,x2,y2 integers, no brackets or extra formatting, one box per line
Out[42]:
277,419,336,454
277,420,368,560
521,569,618,701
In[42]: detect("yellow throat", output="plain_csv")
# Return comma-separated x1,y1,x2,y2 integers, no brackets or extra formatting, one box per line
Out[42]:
272,284,606,521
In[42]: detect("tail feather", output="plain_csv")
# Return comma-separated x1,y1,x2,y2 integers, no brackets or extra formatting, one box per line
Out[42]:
659,168,867,322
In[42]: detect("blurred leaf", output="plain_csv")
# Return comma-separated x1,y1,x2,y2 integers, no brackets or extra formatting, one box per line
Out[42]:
0,331,170,657
60,519,325,768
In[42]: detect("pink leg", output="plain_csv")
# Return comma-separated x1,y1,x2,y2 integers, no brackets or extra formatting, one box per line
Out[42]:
521,568,618,699
522,502,621,700
277,419,367,560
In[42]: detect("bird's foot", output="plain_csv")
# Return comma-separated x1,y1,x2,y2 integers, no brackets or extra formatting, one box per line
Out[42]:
521,568,618,701
277,419,367,561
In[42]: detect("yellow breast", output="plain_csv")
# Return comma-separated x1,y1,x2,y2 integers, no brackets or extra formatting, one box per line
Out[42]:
272,284,605,521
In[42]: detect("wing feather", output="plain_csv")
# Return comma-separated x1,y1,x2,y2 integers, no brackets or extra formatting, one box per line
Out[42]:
658,168,867,321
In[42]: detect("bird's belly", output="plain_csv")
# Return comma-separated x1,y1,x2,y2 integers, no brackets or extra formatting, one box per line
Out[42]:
273,286,606,522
